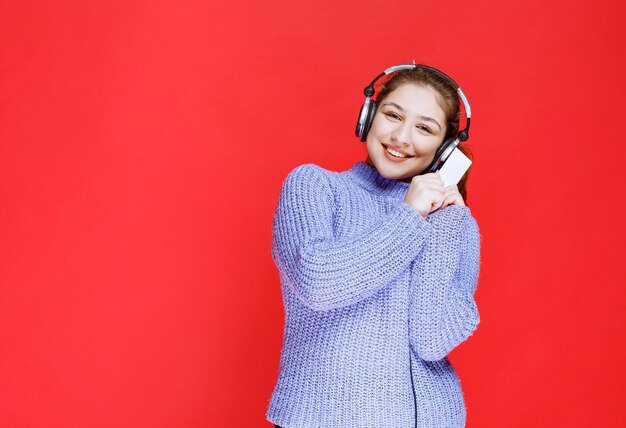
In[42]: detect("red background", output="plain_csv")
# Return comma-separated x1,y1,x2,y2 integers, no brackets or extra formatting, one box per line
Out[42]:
1,1,625,427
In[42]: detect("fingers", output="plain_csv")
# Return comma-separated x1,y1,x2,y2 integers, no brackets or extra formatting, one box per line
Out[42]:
409,174,461,215
440,185,464,208
411,173,445,192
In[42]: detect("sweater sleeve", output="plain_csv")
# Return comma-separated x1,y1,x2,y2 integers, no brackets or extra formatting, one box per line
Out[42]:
271,164,433,311
408,205,481,361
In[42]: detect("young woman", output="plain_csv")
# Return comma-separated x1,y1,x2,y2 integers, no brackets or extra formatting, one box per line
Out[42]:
266,64,481,428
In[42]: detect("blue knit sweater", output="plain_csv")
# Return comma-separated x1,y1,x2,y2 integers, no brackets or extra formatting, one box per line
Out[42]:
266,160,481,428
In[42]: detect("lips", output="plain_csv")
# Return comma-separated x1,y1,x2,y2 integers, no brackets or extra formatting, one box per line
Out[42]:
382,143,413,158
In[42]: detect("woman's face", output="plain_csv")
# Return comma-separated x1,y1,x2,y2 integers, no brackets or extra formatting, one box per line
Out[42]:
365,83,447,183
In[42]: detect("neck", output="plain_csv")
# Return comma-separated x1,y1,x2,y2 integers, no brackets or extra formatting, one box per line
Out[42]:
364,155,414,184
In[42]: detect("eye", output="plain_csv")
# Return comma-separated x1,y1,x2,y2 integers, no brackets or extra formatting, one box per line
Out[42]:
384,112,401,121
416,125,432,134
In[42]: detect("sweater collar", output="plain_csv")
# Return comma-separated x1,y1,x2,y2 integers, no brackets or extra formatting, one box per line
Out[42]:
345,161,410,199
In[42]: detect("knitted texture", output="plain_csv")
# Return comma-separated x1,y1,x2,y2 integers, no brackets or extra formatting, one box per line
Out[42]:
266,161,481,428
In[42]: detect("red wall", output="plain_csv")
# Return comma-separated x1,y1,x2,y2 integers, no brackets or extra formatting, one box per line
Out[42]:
1,1,625,427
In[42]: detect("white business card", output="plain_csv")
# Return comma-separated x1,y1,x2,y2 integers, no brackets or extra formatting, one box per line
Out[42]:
438,148,472,186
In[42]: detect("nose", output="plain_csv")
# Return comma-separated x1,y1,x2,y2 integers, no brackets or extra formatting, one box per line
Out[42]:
391,121,411,146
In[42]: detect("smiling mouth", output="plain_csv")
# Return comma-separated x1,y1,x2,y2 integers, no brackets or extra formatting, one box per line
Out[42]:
382,143,413,159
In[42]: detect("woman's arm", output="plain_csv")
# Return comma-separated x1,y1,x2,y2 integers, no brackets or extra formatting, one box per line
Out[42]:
272,164,433,311
408,205,481,361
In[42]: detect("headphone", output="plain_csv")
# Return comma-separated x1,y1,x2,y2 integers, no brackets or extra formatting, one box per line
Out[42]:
355,64,472,174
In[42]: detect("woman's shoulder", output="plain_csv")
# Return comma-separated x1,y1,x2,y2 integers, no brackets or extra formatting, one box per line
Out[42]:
275,163,342,211
283,163,340,188
287,162,337,177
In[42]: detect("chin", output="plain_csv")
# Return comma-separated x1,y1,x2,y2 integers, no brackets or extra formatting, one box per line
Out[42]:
375,162,409,181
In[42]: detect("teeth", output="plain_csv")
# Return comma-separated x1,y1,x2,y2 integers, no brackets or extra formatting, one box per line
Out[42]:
386,147,408,158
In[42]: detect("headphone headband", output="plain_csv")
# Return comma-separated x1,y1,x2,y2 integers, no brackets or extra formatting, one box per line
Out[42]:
360,63,472,137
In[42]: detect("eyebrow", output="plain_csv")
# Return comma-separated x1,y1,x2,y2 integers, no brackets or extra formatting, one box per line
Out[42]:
381,102,442,131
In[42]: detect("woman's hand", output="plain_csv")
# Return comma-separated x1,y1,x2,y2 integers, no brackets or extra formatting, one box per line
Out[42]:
440,184,465,209
403,173,465,219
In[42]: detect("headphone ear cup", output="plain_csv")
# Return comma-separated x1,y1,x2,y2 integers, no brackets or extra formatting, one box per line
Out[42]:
361,100,377,142
355,103,367,139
